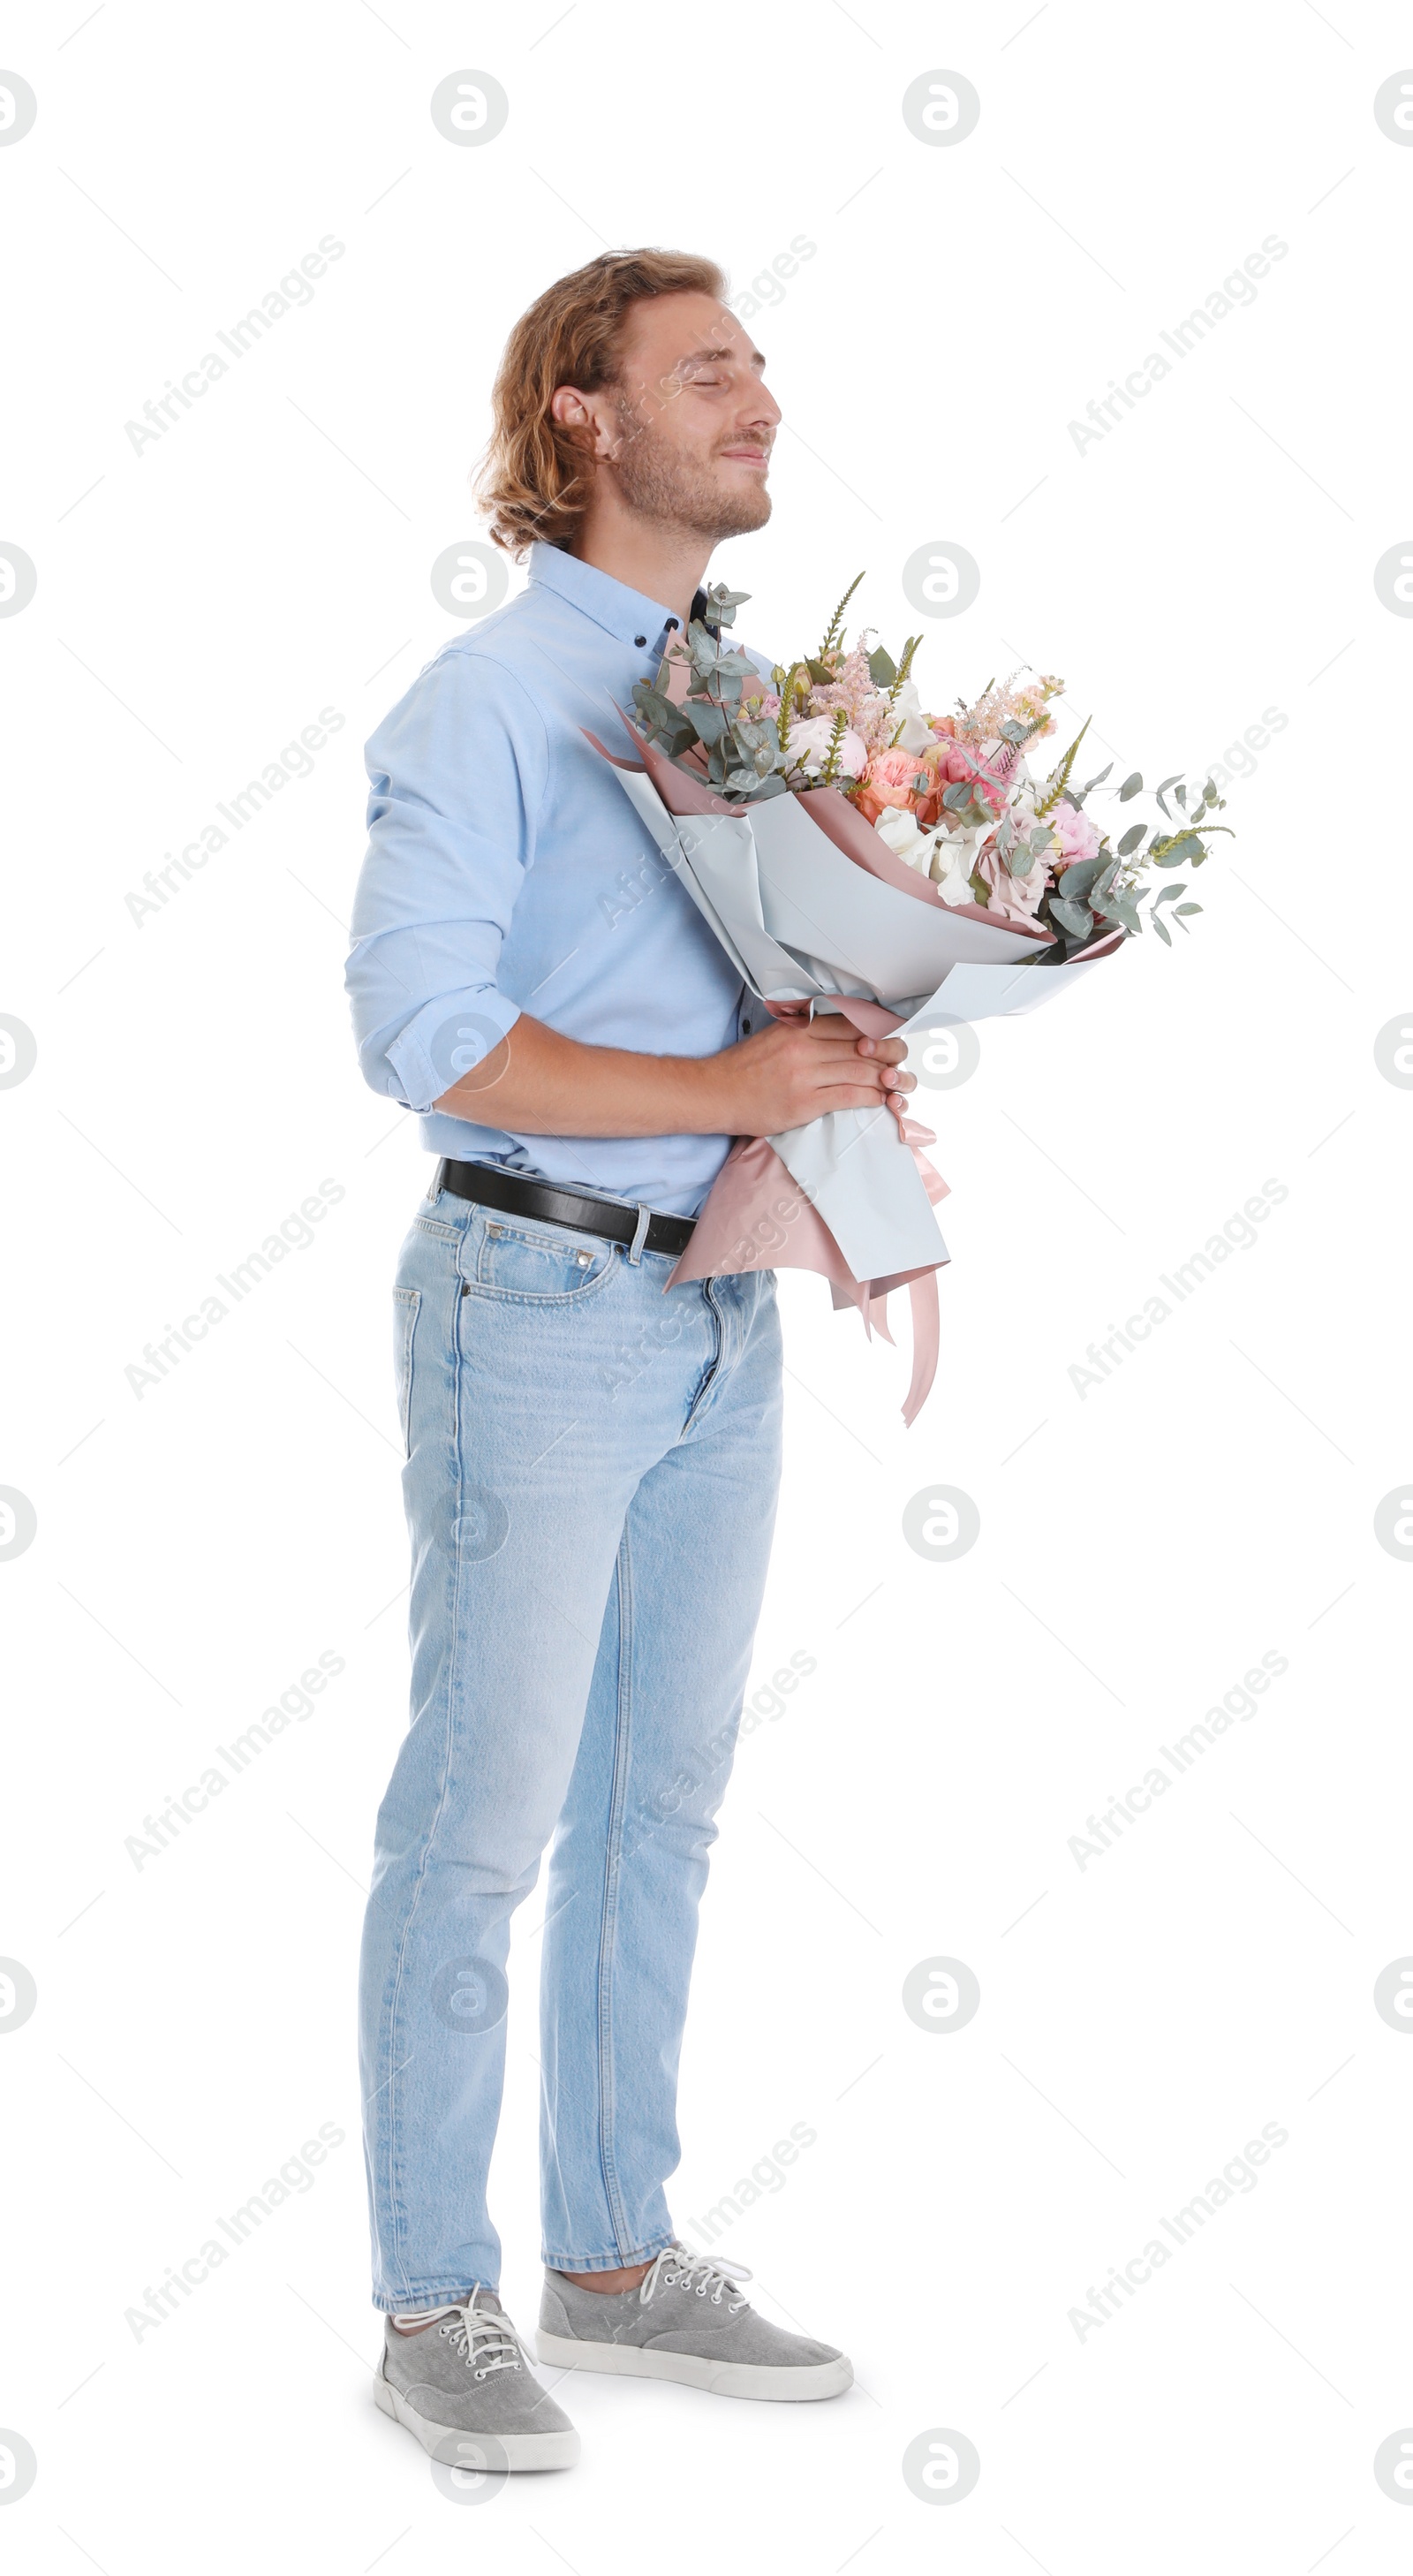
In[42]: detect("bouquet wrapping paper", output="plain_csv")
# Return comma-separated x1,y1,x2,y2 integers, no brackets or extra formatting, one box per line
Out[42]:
588,722,1122,1422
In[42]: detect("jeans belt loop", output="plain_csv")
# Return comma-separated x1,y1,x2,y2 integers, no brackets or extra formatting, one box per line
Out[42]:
627,1204,651,1266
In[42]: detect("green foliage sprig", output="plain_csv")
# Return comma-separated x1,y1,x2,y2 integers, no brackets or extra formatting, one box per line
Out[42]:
1029,757,1233,963
631,581,787,802
816,572,865,665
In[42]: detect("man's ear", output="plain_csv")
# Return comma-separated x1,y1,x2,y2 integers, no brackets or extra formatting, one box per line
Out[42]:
550,384,616,459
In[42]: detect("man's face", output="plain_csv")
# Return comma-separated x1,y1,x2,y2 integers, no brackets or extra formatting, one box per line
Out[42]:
596,291,781,542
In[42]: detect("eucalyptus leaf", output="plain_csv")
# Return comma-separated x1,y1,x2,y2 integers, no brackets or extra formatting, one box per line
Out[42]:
631,683,678,731
1095,890,1142,935
1049,897,1094,939
1116,822,1145,856
690,701,729,747
866,645,897,687
1118,771,1144,801
1175,900,1202,914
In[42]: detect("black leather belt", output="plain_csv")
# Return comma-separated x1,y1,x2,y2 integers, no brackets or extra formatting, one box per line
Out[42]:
434,1159,697,1259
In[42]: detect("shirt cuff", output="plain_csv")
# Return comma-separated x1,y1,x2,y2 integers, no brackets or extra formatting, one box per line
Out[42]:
384,989,524,1115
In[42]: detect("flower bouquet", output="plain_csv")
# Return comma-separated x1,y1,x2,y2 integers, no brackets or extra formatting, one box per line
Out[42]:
586,577,1229,1424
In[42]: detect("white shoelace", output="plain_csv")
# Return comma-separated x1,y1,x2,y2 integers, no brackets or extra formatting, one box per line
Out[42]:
638,2245,751,2313
392,2290,525,2379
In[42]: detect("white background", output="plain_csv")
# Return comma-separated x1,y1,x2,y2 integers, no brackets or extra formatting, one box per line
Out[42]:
3,2,1411,2567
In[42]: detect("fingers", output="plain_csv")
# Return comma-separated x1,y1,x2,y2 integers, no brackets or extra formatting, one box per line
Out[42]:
853,1034,909,1064
818,1084,917,1115
799,1017,868,1048
809,1060,917,1098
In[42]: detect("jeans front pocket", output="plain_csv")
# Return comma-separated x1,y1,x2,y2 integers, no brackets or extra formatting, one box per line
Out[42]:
393,1285,420,1456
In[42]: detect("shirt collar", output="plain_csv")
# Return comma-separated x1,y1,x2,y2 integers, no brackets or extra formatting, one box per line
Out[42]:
527,541,700,649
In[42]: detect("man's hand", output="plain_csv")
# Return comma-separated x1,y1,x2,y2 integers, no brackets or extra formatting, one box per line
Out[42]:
713,1014,915,1137
432,1010,915,1140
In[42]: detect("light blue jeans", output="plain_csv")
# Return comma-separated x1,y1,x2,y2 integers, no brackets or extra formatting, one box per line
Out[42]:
359,1184,782,2310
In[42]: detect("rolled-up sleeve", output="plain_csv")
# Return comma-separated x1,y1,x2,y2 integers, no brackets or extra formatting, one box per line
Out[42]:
344,644,549,1111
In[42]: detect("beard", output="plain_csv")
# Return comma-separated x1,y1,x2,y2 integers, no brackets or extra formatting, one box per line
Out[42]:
607,395,773,541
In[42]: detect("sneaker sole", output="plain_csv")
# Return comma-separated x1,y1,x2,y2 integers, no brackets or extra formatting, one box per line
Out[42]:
374,2370,581,2468
535,2330,853,2403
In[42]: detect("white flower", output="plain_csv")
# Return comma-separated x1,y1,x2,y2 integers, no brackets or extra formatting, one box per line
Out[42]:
873,804,939,874
888,680,935,754
786,715,869,779
929,831,982,910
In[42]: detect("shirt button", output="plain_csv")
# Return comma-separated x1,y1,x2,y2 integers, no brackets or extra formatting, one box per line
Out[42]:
634,634,646,648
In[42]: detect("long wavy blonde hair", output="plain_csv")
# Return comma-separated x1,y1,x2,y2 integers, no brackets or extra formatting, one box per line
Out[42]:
474,248,726,559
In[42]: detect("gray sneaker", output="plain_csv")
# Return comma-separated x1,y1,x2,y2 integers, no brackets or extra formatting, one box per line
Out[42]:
374,2290,580,2470
537,2246,852,2401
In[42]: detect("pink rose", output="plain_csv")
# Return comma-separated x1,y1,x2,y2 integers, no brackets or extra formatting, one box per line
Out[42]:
1049,798,1100,865
937,741,1006,813
972,840,1049,928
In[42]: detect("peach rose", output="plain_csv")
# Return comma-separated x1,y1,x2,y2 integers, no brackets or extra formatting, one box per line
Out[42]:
856,746,926,823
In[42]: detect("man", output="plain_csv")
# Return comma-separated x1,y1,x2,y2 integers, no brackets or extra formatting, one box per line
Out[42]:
346,248,913,2471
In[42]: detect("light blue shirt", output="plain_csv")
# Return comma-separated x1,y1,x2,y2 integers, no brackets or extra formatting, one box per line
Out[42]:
346,542,766,1217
